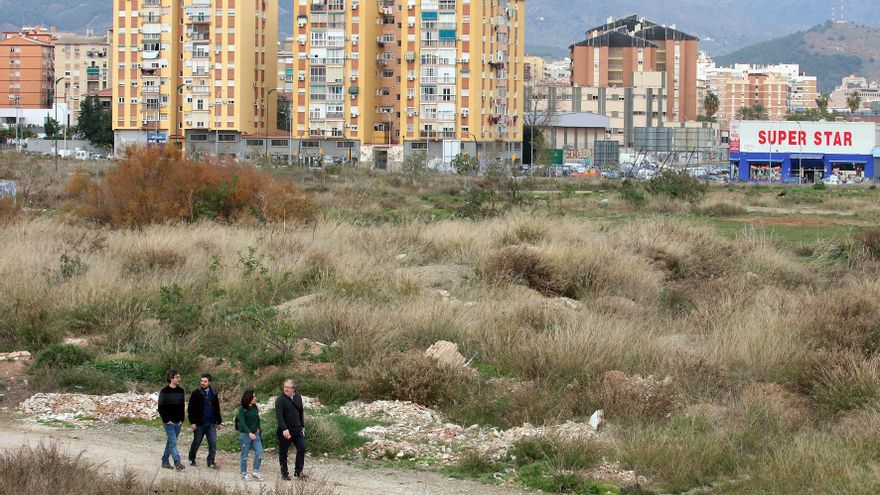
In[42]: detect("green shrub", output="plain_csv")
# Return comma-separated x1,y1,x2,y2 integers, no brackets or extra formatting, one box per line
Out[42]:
155,284,201,333
357,352,475,408
34,367,123,394
90,358,155,383
812,181,827,190
516,462,620,495
619,179,647,208
809,354,880,413
34,344,93,369
447,450,499,478
510,435,605,470
645,171,707,203
307,414,373,455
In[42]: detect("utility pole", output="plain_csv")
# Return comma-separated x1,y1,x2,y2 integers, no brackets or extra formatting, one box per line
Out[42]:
54,76,68,170
265,88,277,161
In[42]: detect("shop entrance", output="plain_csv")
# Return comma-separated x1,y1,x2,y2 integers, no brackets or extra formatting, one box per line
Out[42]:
831,162,865,183
790,159,826,183
748,161,782,182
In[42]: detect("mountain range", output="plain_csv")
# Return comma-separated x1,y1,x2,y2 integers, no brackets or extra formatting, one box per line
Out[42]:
716,21,880,93
1,0,879,62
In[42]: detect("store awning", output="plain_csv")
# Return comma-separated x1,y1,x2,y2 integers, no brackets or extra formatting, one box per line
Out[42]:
829,159,868,164
746,158,783,163
789,154,824,160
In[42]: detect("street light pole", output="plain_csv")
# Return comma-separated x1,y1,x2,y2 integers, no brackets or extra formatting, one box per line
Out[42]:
265,88,277,161
54,76,68,171
468,132,479,173
288,95,294,166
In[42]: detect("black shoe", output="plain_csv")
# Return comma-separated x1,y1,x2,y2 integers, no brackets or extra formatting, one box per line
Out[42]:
295,473,307,480
189,460,197,467
174,462,186,471
281,475,292,481
161,463,173,470
207,463,219,470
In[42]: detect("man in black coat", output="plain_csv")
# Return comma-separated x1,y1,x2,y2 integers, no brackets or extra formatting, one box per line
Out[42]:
275,378,306,480
157,368,186,471
187,373,222,468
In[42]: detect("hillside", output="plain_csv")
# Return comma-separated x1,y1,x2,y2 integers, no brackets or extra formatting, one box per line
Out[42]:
716,21,880,92
3,0,880,59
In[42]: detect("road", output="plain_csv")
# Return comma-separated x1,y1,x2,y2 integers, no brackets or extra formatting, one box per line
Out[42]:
0,419,528,495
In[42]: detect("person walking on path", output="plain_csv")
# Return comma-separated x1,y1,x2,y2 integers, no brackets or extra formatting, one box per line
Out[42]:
275,378,306,480
188,373,222,468
157,368,186,471
236,390,264,481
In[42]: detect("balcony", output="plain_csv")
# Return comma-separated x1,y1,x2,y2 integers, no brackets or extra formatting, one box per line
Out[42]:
326,112,344,119
420,39,456,47
419,130,439,139
141,86,160,94
192,51,211,59
191,86,211,94
188,31,210,41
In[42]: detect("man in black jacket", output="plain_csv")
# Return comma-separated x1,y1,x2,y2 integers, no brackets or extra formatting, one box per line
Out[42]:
188,373,222,468
157,368,186,471
275,378,305,480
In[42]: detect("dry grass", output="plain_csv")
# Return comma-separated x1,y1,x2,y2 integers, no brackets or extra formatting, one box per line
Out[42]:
7,162,880,492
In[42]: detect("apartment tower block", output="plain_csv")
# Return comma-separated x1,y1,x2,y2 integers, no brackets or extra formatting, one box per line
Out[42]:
570,14,698,122
290,0,524,167
112,0,277,149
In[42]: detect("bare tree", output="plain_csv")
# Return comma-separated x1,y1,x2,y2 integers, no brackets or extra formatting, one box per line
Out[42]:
523,83,560,172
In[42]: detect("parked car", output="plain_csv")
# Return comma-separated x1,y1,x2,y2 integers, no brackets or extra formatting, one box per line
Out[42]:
822,175,840,185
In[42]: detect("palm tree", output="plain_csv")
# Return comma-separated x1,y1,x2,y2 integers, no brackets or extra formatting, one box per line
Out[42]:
752,103,770,120
815,93,830,115
703,92,720,120
737,106,755,120
846,91,862,118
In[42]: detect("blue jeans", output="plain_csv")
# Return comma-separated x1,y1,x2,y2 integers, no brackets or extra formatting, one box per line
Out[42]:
189,423,218,465
162,422,182,465
239,432,264,474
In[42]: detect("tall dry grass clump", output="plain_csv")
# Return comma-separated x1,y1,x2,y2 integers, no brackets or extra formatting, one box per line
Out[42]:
66,146,313,226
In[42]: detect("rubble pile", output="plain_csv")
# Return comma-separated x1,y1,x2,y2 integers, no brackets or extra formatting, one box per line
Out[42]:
340,400,599,464
20,392,159,423
0,351,32,362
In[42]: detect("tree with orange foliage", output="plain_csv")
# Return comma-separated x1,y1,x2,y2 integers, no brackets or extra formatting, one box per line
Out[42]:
67,146,314,227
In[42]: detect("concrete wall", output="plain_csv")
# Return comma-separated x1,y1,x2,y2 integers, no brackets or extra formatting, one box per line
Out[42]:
26,138,105,155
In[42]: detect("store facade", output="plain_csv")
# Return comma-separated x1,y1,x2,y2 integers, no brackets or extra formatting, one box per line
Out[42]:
729,121,876,183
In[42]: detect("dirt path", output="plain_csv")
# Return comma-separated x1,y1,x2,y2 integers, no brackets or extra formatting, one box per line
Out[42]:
0,419,528,495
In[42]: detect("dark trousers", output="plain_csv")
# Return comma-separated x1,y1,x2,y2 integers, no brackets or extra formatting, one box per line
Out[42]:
277,428,306,477
188,423,217,465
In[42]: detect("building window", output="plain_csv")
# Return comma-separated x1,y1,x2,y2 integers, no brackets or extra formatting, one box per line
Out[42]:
411,142,428,150
301,141,319,148
246,139,263,146
189,134,208,141
271,139,289,147
218,134,236,142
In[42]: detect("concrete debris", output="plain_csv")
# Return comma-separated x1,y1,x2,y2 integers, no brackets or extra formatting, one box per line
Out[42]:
587,461,647,486
19,392,322,426
20,392,158,423
589,409,604,431
340,400,598,465
425,340,468,368
294,338,327,357
395,254,408,261
63,338,90,347
0,351,32,362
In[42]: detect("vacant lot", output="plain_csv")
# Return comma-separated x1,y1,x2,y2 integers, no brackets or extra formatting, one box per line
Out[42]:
3,150,880,494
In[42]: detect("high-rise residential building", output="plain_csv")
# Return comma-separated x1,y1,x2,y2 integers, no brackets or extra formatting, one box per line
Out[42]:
54,31,112,126
112,0,277,151
523,55,545,82
289,0,524,168
1,27,56,109
702,61,818,127
569,14,699,122
830,75,880,112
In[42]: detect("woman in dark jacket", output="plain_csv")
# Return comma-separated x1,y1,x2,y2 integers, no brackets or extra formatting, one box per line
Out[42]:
236,390,263,481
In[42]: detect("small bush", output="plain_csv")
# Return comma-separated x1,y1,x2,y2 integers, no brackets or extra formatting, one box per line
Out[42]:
645,171,707,204
67,146,314,227
357,351,475,408
122,246,185,274
855,227,880,260
33,344,93,369
481,244,562,296
808,353,880,413
619,179,647,208
155,284,201,334
307,414,373,455
812,181,827,190
510,434,605,470
90,358,156,383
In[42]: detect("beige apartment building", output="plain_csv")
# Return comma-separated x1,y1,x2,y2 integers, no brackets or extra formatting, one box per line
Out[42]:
569,14,699,122
286,0,525,168
523,55,545,82
112,0,277,151
830,75,880,112
54,32,111,125
702,62,817,127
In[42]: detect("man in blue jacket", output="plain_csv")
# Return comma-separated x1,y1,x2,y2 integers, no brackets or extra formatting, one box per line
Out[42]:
157,369,186,471
188,373,223,468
